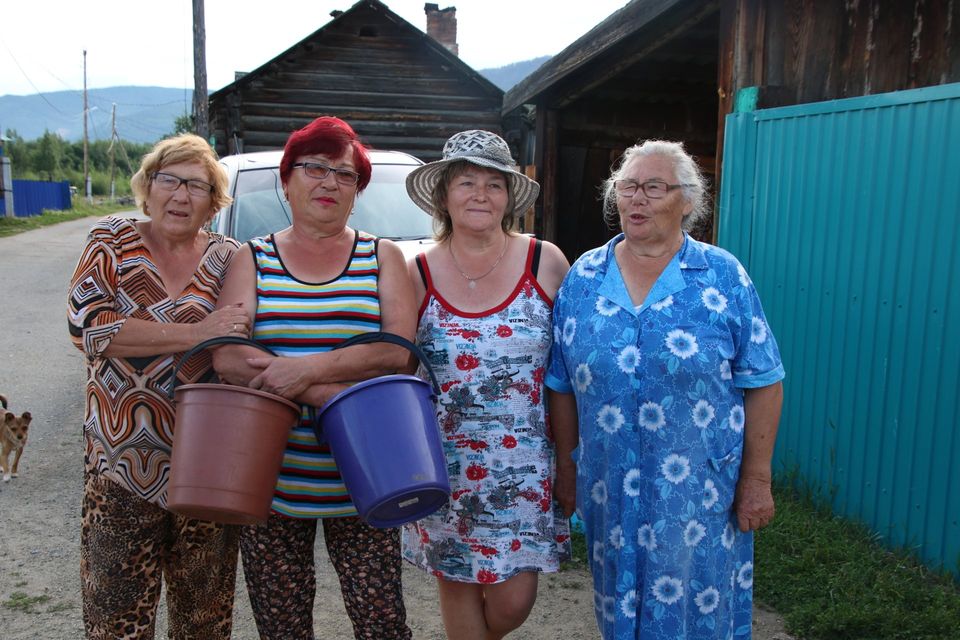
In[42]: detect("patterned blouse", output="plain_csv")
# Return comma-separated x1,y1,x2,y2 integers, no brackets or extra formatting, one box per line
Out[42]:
67,216,239,506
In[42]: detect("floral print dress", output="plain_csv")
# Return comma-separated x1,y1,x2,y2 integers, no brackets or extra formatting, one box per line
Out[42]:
401,238,571,584
546,234,784,639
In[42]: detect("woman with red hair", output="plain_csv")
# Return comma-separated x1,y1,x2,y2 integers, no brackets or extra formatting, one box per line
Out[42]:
214,116,416,639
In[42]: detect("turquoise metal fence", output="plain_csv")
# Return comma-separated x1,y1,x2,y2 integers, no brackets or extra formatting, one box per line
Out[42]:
718,83,960,577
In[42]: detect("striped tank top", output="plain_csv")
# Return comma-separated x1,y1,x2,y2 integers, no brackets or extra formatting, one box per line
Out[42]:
249,230,381,518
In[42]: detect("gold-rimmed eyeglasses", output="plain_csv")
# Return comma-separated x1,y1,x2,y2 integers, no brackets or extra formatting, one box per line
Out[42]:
292,162,361,186
152,172,214,198
614,179,694,199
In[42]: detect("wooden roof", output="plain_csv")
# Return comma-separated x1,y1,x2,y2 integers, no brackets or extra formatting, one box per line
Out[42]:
503,0,716,115
209,0,503,159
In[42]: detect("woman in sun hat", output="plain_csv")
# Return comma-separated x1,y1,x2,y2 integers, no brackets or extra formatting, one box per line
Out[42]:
400,130,574,640
546,139,784,638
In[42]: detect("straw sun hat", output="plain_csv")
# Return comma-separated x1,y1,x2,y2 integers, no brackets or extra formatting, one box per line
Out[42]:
405,130,540,217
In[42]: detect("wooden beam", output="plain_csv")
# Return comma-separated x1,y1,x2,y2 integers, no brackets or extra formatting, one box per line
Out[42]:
539,109,559,243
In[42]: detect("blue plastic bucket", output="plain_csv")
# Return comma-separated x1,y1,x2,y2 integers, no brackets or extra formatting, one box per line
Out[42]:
314,332,449,528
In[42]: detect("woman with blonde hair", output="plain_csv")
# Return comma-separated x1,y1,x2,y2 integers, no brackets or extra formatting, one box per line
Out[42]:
68,133,249,638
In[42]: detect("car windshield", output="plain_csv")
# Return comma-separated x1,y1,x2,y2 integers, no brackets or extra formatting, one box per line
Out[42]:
229,163,435,243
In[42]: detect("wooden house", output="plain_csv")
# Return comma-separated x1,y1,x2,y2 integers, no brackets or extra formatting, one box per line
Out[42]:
208,0,503,161
503,0,960,259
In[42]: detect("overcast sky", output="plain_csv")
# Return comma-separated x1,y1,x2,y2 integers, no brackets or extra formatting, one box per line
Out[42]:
1,0,630,97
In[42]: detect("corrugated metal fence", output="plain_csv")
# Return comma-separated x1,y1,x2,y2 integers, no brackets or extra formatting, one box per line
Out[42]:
0,180,72,216
718,83,960,577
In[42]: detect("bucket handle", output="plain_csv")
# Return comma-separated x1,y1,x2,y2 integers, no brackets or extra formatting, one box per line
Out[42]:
167,336,278,400
331,331,440,395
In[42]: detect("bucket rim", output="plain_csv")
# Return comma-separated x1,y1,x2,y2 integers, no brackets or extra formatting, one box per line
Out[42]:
174,383,301,413
316,374,434,419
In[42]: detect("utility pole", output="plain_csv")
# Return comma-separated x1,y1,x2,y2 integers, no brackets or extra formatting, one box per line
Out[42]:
109,103,117,201
192,0,209,141
83,49,91,202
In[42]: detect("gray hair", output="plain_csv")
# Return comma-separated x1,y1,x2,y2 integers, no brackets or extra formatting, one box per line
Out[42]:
601,140,709,230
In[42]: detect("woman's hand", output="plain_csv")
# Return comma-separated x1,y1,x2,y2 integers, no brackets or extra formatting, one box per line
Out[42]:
733,475,775,532
555,459,577,518
193,303,251,342
247,356,315,399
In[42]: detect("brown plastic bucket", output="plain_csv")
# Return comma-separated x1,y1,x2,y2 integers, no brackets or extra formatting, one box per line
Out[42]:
166,337,300,525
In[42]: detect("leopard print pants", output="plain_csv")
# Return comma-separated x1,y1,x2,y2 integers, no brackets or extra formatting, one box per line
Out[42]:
240,514,412,640
80,471,240,639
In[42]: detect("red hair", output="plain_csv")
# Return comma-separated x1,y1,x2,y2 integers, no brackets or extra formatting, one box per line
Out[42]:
279,117,372,192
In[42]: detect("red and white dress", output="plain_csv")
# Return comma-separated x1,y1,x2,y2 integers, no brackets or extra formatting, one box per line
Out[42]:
401,237,570,584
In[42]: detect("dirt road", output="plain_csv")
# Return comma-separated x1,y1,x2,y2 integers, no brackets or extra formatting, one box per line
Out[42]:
0,216,794,639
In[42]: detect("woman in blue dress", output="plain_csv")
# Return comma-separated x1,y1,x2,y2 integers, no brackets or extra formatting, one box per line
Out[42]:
546,140,784,639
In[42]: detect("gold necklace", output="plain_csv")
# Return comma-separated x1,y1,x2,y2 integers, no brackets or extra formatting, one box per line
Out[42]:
448,234,508,289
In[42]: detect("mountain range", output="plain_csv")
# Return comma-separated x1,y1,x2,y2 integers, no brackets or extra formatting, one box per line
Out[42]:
0,57,548,144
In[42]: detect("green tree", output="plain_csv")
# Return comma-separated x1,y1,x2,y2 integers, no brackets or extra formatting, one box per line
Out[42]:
170,113,194,137
3,129,29,175
33,130,64,181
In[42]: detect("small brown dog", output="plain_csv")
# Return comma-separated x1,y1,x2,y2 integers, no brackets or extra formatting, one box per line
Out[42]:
1,393,32,482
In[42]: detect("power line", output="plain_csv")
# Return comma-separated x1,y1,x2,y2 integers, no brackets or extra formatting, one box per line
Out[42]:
0,34,68,114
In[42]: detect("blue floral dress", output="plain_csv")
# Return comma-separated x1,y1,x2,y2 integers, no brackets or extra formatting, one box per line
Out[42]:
546,233,784,639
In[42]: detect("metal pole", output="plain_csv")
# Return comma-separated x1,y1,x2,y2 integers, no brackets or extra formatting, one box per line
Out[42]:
83,50,91,203
192,0,209,141
110,104,117,201
1,156,13,217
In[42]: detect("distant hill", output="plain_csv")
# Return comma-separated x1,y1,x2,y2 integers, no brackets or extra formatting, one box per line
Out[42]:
480,56,550,91
0,86,192,144
0,57,550,143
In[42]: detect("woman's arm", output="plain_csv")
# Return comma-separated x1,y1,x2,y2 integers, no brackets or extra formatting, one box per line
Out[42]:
548,389,579,518
734,381,784,532
246,239,418,402
400,252,429,374
68,231,249,359
101,308,250,358
210,245,266,385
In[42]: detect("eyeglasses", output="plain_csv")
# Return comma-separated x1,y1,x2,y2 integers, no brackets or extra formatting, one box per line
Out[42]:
152,172,214,198
292,162,361,186
614,179,694,199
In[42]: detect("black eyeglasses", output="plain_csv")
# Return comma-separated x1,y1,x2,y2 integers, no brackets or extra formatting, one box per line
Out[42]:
152,172,214,197
614,179,694,199
292,162,361,186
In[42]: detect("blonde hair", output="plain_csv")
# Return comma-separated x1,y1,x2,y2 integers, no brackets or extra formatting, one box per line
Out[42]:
131,133,231,218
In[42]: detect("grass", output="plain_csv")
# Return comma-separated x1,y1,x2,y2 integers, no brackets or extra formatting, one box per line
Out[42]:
2,591,51,613
755,482,960,639
0,199,133,237
565,482,960,639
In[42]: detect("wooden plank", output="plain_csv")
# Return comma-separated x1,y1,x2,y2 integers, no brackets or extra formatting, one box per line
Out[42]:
239,104,501,125
792,0,844,104
910,0,953,88
715,0,737,243
251,72,477,95
238,115,498,139
836,0,874,97
865,1,914,94
220,90,497,112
